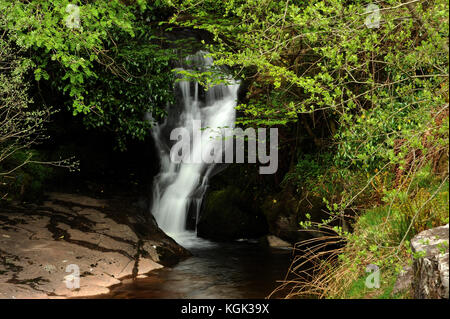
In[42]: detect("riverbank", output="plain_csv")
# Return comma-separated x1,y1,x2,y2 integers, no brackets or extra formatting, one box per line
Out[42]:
0,193,189,298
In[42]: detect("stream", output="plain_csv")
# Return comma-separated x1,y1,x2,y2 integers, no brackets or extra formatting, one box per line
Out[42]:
101,232,292,299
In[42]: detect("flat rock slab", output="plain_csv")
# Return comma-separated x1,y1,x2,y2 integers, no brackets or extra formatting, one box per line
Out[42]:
0,193,189,299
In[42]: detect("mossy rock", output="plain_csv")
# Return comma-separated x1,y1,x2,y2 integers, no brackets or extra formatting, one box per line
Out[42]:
197,186,268,241
261,188,326,243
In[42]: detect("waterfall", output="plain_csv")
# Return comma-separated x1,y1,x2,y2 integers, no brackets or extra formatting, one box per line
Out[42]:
150,51,240,245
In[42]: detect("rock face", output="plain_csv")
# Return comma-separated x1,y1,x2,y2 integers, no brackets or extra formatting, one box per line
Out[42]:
261,190,327,244
0,193,189,299
411,223,449,299
393,266,413,296
197,186,268,241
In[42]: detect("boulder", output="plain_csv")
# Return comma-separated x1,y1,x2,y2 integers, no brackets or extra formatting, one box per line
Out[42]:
411,223,449,299
266,235,292,248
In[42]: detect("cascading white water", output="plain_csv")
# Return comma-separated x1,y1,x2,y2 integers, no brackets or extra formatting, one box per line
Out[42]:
150,51,240,246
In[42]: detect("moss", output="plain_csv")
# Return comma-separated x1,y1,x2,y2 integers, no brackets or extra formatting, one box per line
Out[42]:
197,186,268,241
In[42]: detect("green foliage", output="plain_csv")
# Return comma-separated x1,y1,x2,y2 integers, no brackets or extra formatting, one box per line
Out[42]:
165,3,449,251
1,0,136,114
3,150,54,201
0,21,53,201
166,0,448,124
165,0,448,179
283,153,336,194
1,0,176,149
315,174,449,298
203,1,449,298
81,18,176,150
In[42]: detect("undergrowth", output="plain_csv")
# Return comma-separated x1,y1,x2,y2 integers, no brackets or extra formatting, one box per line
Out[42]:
272,105,449,299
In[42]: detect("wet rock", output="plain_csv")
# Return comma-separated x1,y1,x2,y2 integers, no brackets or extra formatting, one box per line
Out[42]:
137,258,163,276
47,192,107,208
0,193,188,299
266,235,292,248
142,242,160,263
411,223,449,299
